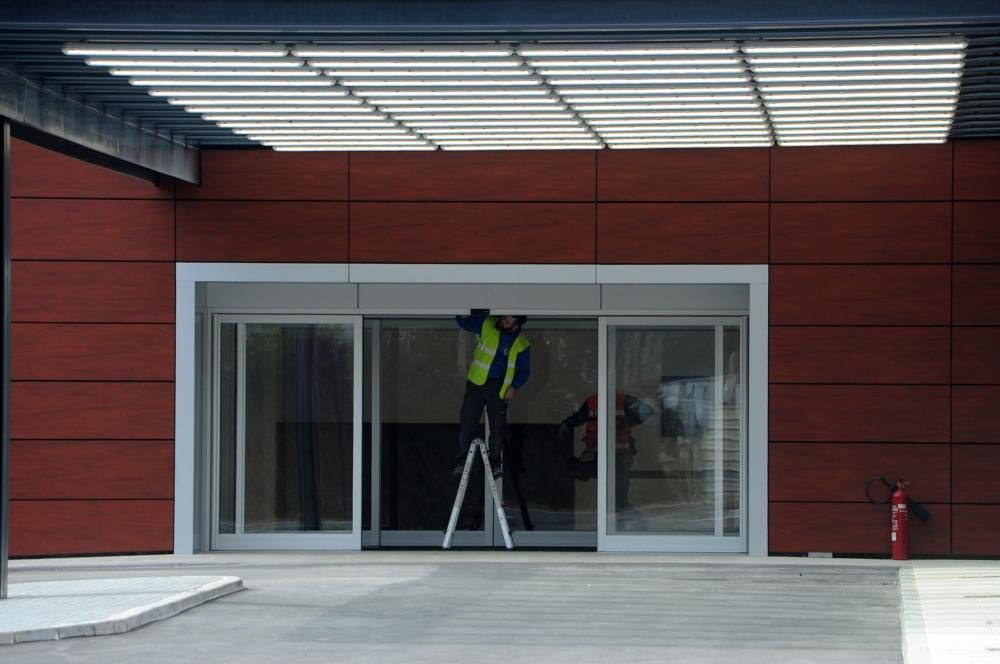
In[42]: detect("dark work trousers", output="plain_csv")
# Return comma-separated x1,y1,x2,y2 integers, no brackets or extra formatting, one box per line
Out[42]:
456,379,508,468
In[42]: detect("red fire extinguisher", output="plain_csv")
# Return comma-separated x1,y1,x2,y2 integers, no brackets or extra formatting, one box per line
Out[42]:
891,478,909,560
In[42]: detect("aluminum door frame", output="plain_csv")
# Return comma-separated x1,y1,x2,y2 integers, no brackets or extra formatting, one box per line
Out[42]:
211,313,364,551
597,316,748,553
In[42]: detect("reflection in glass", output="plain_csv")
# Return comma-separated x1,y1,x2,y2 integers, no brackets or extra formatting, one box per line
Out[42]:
219,322,354,534
607,323,743,537
506,320,597,532
218,323,237,534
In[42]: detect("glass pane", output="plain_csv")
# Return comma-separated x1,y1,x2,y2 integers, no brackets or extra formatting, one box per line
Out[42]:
608,324,742,537
379,320,482,532
218,323,237,534
242,322,354,533
723,326,742,536
504,320,597,532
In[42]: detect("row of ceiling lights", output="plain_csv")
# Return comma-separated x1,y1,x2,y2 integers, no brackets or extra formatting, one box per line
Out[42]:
64,38,966,151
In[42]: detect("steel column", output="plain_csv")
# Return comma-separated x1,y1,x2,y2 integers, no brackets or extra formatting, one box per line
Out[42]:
1,119,10,599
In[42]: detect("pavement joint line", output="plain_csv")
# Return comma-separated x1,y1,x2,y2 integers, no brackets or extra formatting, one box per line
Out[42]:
0,576,244,645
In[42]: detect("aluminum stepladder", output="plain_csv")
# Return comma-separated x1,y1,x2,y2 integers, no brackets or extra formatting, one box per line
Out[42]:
443,437,514,549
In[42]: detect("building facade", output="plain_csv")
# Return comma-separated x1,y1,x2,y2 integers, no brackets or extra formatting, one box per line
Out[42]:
8,138,1000,557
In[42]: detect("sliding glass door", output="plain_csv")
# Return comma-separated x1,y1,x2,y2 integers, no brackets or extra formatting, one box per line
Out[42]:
600,317,746,552
212,315,363,550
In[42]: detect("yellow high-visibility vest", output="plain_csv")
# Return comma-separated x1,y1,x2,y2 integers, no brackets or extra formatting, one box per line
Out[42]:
466,316,529,398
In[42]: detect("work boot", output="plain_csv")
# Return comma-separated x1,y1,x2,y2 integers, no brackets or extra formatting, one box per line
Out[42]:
490,459,503,480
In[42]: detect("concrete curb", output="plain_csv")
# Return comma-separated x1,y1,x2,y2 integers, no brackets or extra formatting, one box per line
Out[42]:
0,576,244,645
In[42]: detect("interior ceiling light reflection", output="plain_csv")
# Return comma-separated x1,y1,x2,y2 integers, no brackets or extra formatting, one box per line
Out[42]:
65,37,967,151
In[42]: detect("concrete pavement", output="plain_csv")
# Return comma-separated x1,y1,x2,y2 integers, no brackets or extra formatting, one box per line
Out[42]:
0,552,995,662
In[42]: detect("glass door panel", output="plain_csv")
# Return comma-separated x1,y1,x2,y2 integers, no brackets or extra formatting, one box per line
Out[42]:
213,315,362,550
497,318,598,547
377,319,486,546
601,318,745,552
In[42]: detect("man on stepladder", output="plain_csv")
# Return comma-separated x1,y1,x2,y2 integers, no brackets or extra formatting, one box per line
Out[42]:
453,312,531,480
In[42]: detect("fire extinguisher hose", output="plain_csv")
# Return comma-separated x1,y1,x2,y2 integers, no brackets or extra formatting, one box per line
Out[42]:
865,475,932,524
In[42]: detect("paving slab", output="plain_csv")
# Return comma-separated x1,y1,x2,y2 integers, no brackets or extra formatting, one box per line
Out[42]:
0,575,243,645
1,553,903,663
901,561,1000,664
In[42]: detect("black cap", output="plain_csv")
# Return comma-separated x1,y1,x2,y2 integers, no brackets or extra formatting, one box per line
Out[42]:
515,315,528,326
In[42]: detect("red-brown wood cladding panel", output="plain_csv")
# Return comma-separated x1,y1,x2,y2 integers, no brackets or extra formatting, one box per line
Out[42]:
770,385,950,442
11,139,172,199
597,148,769,202
952,386,1000,443
952,327,1000,385
176,201,349,262
953,506,1000,555
12,261,174,323
11,323,174,381
769,266,950,325
11,382,174,439
11,198,175,261
175,149,348,200
770,144,952,201
9,499,173,556
770,502,950,554
954,203,1000,263
770,327,950,384
953,445,1000,503
770,203,951,263
350,151,595,201
769,443,950,502
350,202,595,263
953,266,1000,325
954,140,1000,200
596,203,768,264
11,441,173,499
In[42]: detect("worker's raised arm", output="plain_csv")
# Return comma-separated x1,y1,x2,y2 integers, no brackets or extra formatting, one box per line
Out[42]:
456,314,487,334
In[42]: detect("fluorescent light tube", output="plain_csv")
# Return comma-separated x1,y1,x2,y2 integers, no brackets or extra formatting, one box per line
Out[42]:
112,69,317,77
292,46,512,57
326,69,530,78
766,99,956,109
203,114,385,121
743,39,966,54
378,105,568,113
309,59,525,68
441,145,599,150
607,142,771,148
149,88,349,97
599,129,771,138
753,63,963,73
217,121,399,128
170,98,362,105
408,120,582,127
391,113,575,121
517,44,738,56
527,57,742,67
581,111,763,119
352,88,552,97
747,53,965,64
769,106,958,116
134,78,333,87
273,146,437,151
65,43,288,57
87,58,301,68
422,133,592,140
368,97,557,106
537,67,744,76
338,78,543,87
774,113,952,123
776,127,949,136
755,72,961,82
777,138,947,145
187,106,372,113
550,76,749,85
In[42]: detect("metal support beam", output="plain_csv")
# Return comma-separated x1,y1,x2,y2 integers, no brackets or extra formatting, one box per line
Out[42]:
0,67,198,184
0,0,999,32
1,119,9,600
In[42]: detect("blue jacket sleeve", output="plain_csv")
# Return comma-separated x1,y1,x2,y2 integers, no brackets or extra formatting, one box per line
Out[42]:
456,315,486,334
510,347,531,390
